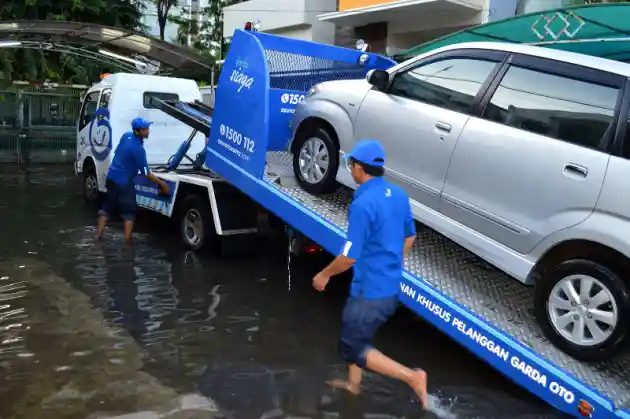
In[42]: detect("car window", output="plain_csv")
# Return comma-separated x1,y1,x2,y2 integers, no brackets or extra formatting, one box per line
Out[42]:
482,66,619,150
387,57,498,114
621,105,630,159
143,92,179,109
78,91,100,131
98,89,112,109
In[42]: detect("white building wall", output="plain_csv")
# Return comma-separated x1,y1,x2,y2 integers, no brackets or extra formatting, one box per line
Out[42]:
223,0,337,43
383,3,486,54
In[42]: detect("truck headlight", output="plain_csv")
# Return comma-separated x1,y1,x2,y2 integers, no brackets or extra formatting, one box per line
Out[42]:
306,83,325,98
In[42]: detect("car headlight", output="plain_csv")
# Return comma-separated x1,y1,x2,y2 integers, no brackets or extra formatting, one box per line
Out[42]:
306,83,325,98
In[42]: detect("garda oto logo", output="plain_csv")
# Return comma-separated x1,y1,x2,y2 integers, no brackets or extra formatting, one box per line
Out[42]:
89,108,113,161
230,57,254,92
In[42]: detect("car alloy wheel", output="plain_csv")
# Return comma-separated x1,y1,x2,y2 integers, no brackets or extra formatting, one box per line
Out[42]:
547,274,618,347
534,258,630,361
298,136,329,184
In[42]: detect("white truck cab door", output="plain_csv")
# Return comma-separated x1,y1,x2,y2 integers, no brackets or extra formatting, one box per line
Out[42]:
353,52,505,211
94,88,112,191
440,56,622,255
76,90,100,171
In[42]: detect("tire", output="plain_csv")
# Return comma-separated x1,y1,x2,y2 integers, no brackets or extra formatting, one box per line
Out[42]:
83,164,100,206
177,194,217,251
292,126,339,194
534,259,630,361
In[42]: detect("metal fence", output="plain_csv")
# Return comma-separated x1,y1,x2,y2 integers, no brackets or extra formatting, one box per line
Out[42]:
0,84,83,164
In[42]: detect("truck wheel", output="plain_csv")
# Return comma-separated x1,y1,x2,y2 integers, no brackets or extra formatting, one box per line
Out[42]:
292,127,339,194
534,259,630,361
83,165,100,205
177,194,217,251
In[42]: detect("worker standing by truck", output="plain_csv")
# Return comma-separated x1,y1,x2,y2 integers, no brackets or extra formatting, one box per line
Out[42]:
312,139,428,409
96,117,170,245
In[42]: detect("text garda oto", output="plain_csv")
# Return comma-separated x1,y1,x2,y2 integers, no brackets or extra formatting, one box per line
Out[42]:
400,283,576,405
217,123,255,161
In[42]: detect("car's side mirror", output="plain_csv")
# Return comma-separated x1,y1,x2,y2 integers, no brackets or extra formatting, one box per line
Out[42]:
367,69,389,92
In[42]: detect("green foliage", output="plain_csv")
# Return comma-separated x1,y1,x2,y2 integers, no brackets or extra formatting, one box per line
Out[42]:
0,0,145,84
170,0,243,58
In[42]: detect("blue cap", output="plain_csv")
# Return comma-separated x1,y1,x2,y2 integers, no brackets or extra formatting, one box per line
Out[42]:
131,117,153,130
345,139,386,167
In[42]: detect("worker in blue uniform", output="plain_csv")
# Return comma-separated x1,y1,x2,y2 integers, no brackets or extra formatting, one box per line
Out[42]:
96,117,170,245
312,139,428,409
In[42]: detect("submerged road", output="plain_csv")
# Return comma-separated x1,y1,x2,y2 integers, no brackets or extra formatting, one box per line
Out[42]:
0,165,568,419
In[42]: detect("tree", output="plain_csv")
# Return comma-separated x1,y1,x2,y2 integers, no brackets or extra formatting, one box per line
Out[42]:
0,0,146,84
153,0,178,41
170,0,243,55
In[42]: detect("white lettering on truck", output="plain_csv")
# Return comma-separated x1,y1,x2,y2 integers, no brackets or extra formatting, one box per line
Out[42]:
230,70,254,92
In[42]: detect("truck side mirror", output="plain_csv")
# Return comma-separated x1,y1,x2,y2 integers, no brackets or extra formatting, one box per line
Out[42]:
367,69,389,92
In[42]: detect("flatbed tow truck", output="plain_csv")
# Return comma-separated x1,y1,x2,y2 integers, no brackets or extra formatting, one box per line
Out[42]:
127,30,630,419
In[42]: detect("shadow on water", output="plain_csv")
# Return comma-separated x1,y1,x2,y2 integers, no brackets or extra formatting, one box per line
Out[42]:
0,165,569,419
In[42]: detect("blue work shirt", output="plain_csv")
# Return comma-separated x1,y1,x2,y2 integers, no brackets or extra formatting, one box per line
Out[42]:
342,177,416,299
107,131,150,185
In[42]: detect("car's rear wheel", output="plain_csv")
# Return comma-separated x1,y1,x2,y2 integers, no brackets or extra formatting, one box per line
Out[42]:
292,127,339,194
534,259,630,361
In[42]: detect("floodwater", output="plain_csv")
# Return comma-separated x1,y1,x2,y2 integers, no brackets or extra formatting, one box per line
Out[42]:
0,164,568,419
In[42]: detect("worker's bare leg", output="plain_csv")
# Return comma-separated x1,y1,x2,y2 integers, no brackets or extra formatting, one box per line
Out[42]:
326,364,363,395
365,348,428,408
96,214,108,240
123,220,134,245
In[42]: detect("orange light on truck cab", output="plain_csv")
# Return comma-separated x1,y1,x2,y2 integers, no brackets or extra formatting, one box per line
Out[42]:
100,73,111,80
577,400,594,417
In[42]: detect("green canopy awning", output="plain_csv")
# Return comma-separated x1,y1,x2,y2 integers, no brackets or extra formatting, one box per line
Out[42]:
393,3,630,63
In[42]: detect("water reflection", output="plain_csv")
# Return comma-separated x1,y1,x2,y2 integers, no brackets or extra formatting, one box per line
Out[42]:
0,265,29,367
0,165,570,419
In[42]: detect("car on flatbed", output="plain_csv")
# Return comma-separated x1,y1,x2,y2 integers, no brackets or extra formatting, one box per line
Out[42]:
289,41,630,362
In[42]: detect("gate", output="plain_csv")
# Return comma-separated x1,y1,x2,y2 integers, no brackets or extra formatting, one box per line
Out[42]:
0,83,85,164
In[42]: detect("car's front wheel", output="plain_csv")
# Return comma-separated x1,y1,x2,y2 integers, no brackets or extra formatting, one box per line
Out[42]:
534,259,630,361
292,127,339,194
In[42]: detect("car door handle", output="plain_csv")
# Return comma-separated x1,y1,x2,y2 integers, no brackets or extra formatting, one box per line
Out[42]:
564,163,588,178
435,122,452,133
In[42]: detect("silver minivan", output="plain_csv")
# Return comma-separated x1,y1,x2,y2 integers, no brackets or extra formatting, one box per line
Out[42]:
289,41,630,362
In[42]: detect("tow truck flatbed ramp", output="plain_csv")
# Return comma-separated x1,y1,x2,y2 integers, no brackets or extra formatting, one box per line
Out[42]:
159,29,630,419
153,99,212,134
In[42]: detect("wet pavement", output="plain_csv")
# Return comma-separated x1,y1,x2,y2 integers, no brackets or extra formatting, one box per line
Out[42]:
0,165,568,419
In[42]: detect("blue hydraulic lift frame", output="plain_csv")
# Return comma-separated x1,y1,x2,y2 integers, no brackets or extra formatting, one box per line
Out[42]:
201,29,629,419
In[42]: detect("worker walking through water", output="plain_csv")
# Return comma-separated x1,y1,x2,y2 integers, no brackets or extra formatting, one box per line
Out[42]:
312,139,428,409
96,117,170,245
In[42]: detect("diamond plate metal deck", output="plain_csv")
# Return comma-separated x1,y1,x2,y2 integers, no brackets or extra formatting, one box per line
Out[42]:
265,152,630,409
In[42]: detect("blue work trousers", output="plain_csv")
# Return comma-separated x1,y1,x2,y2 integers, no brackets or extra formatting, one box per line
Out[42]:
99,179,137,221
339,294,398,368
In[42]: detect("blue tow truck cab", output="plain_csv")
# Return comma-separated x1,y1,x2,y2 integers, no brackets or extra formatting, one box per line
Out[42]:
105,29,630,419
